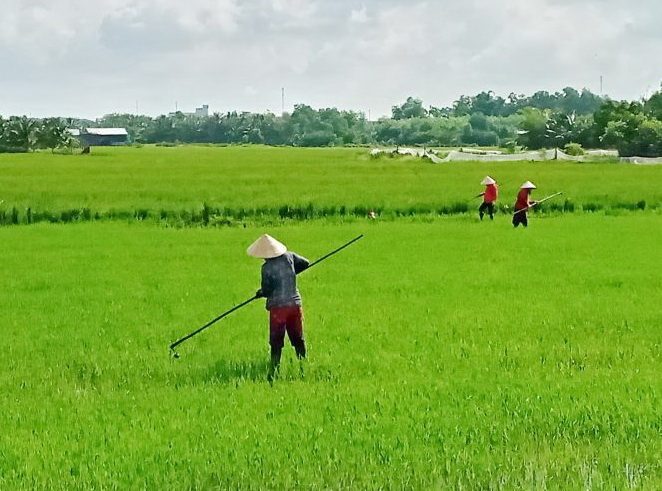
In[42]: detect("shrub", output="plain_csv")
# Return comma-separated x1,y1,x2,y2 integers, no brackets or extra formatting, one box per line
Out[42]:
563,143,584,156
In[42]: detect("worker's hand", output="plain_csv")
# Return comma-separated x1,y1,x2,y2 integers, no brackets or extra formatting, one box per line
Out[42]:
255,289,264,298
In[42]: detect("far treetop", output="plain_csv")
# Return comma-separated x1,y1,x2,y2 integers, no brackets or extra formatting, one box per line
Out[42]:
1,84,661,157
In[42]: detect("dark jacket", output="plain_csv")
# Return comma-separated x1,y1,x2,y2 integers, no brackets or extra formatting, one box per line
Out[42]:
260,252,309,310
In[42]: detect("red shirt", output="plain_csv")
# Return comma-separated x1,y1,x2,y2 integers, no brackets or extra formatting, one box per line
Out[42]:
483,184,498,203
515,188,532,210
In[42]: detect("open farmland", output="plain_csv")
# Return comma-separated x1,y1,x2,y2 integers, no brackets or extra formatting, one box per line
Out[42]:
0,146,661,223
1,146,661,489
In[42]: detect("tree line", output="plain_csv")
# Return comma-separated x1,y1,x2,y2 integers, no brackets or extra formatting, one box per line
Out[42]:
2,85,661,156
0,116,78,154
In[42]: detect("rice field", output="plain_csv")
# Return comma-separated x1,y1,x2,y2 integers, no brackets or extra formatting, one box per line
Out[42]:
0,146,660,217
0,146,661,489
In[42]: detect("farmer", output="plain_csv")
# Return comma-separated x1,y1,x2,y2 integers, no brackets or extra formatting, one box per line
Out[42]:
512,181,537,228
478,176,498,220
247,234,310,381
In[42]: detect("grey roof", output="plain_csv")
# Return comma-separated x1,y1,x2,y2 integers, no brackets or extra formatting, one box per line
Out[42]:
85,128,128,136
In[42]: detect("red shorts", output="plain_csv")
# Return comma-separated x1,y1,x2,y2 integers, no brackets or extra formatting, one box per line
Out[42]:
269,306,304,349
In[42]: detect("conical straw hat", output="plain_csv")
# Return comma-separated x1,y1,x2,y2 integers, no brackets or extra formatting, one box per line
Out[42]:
520,181,537,189
247,234,287,258
481,176,496,185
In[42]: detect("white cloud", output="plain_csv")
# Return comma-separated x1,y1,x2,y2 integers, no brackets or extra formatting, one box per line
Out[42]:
1,0,661,118
350,6,369,24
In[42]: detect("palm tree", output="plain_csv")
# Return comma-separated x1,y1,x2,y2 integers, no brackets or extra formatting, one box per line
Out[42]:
6,116,38,152
0,116,7,149
36,118,78,153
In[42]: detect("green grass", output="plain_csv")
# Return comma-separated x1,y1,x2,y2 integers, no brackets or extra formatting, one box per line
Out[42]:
1,213,661,489
0,146,661,223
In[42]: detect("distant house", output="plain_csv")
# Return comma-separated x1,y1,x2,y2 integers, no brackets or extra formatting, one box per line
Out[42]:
78,128,129,146
168,104,210,117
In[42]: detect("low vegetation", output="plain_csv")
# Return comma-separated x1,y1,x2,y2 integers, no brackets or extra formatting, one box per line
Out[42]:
0,146,660,228
1,215,661,489
0,146,660,489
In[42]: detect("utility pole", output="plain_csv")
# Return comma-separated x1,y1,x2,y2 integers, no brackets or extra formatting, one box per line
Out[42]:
600,75,603,96
281,87,285,116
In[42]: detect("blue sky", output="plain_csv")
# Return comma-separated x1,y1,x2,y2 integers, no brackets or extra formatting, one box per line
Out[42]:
1,0,660,119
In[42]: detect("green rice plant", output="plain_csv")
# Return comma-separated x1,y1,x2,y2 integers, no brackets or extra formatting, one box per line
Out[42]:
582,202,604,212
1,146,661,223
1,214,661,489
